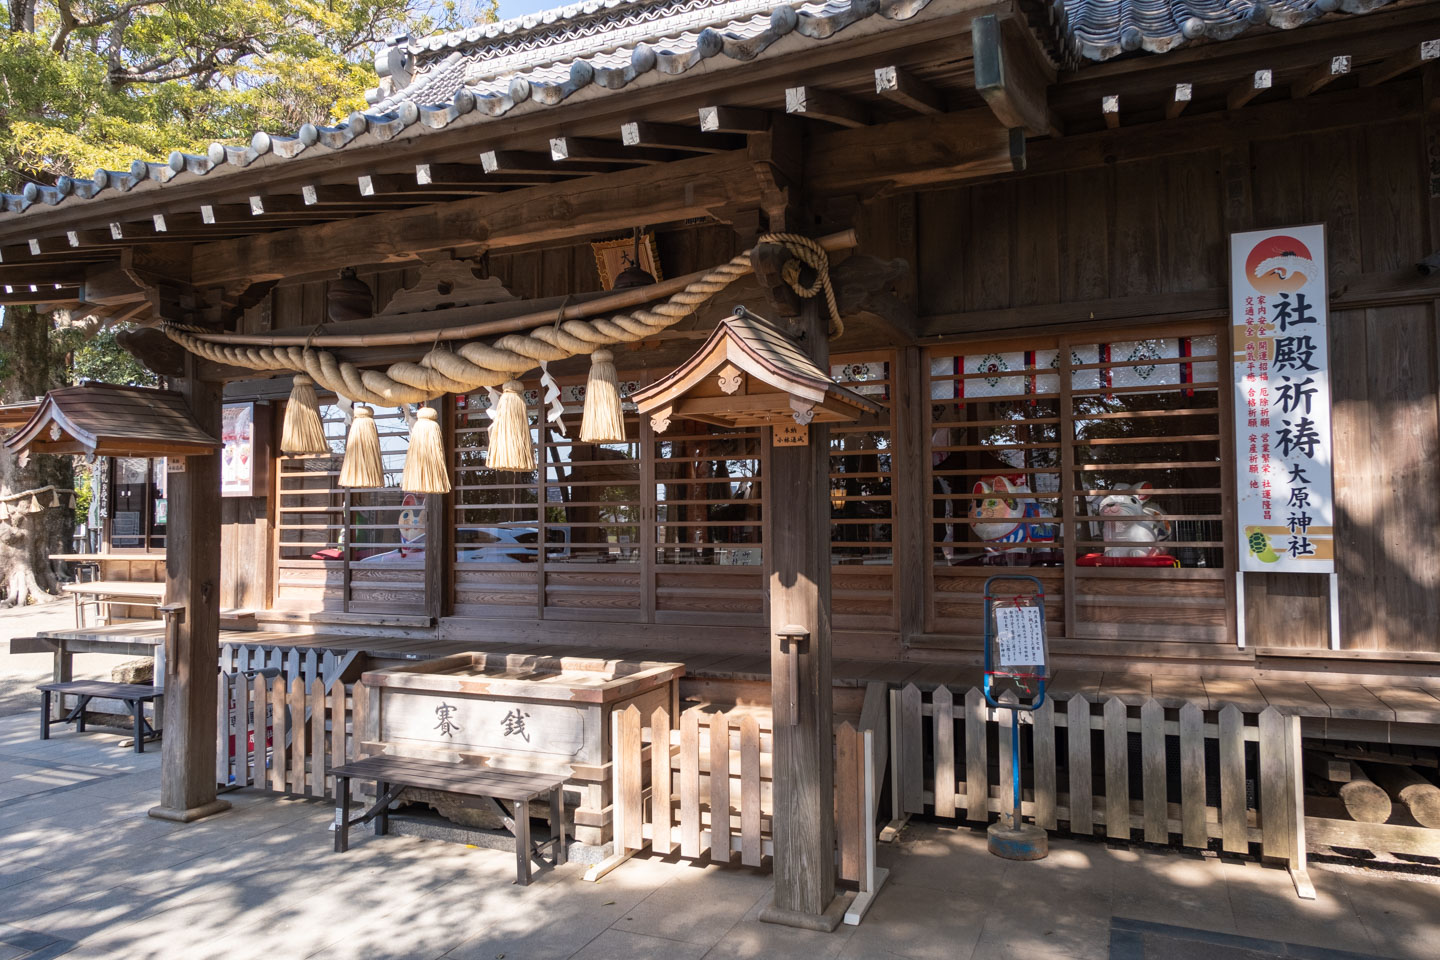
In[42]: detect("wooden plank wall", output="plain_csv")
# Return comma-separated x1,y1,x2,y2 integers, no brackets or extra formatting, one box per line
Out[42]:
913,117,1440,654
219,496,270,611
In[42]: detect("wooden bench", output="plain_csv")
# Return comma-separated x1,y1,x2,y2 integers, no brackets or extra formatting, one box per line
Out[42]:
38,680,160,753
331,756,567,886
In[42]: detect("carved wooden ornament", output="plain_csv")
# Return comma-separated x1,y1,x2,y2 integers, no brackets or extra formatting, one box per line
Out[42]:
631,308,879,432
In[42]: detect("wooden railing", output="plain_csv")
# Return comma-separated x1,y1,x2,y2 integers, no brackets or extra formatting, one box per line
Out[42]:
217,670,368,798
598,682,891,922
888,684,1310,894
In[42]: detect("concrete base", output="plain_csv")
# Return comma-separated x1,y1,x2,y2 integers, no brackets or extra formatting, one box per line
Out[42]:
758,890,850,932
148,798,231,824
987,821,1049,861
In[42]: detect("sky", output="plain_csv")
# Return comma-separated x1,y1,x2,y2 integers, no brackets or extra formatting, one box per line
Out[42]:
494,0,573,21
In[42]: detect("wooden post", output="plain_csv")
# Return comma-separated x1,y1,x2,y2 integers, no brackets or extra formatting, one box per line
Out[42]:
149,368,231,824
760,294,842,931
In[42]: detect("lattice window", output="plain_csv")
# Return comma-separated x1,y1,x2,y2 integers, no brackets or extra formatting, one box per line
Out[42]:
275,403,424,615
926,325,1232,646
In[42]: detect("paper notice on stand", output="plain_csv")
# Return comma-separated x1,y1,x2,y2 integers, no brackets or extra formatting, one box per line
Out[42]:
995,605,1045,667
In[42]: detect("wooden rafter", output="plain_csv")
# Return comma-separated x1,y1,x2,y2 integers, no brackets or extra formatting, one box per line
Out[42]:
1292,56,1351,98
1227,69,1273,110
874,66,945,115
785,86,869,128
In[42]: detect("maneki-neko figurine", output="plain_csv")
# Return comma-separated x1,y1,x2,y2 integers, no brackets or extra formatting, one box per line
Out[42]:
970,476,1056,555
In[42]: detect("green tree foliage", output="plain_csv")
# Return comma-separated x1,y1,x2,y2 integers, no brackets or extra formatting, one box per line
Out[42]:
1,0,498,190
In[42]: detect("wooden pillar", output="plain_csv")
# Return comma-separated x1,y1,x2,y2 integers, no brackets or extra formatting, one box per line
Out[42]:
761,295,842,930
149,366,231,823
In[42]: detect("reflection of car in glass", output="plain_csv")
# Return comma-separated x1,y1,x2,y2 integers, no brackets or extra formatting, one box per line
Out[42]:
355,526,571,563
350,534,426,563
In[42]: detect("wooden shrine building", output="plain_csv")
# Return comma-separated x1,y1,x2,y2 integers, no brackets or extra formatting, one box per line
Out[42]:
4,0,1440,921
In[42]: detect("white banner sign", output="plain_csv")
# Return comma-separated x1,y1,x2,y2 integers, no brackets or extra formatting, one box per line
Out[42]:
1230,225,1335,573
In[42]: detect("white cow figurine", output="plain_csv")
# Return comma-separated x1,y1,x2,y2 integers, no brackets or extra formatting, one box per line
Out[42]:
1092,482,1171,558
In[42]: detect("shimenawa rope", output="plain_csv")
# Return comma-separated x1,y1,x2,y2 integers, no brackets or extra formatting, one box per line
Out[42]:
163,233,840,406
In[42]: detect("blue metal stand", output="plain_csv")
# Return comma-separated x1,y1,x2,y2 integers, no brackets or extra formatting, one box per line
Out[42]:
982,574,1050,861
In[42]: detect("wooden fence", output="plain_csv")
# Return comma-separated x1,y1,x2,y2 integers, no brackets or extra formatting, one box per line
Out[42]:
598,683,891,922
217,670,367,798
889,685,1309,889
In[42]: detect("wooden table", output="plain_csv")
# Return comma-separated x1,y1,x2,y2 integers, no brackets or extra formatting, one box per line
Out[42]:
49,553,163,582
62,580,165,627
331,755,567,885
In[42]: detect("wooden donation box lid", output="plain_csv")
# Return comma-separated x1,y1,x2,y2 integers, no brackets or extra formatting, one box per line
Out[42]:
4,384,221,458
630,307,881,434
361,653,684,769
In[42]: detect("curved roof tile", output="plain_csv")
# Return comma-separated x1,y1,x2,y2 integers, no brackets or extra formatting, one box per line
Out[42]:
0,0,1412,220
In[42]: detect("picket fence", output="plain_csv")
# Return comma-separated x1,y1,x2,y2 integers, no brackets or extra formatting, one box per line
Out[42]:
217,670,367,798
890,685,1308,880
600,682,890,922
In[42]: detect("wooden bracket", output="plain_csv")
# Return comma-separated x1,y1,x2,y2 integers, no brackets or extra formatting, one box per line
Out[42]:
973,15,1060,138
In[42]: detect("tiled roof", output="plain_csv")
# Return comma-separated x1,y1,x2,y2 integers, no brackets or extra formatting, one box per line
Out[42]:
1,0,934,219
0,0,1412,219
1053,0,1403,63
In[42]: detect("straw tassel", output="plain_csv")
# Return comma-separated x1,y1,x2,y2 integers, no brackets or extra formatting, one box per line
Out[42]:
0,502,9,522
488,380,534,472
339,405,384,488
67,494,76,510
281,374,329,455
27,495,43,514
401,406,450,494
580,349,626,443
49,489,61,508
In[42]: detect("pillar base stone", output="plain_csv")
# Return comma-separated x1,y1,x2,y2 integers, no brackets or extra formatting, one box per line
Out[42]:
759,891,849,932
148,798,231,824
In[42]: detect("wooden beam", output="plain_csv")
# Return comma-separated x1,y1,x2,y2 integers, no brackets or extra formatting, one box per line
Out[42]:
760,290,839,927
1292,56,1351,98
549,137,672,165
1359,39,1440,87
1102,95,1120,128
803,108,1020,195
415,162,487,185
972,14,1057,137
785,86,869,128
357,173,492,197
148,366,230,825
620,121,738,153
480,149,611,177
191,149,759,286
1165,83,1192,120
698,105,771,133
874,65,945,115
0,263,90,286
0,285,79,305
1227,69,1274,110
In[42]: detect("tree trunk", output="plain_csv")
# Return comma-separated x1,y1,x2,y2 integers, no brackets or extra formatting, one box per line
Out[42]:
0,306,72,606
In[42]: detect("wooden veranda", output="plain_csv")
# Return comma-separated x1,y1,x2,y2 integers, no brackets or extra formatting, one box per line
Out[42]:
6,0,1440,926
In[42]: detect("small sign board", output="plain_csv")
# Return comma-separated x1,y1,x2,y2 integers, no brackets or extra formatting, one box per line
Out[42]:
773,423,810,447
995,605,1045,667
166,458,186,474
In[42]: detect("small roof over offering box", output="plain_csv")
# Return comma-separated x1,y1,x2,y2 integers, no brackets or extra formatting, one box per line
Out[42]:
631,307,881,433
5,384,221,458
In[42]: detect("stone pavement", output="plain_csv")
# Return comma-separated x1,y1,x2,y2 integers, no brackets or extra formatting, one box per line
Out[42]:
0,601,1437,959
0,714,1433,960
0,600,118,719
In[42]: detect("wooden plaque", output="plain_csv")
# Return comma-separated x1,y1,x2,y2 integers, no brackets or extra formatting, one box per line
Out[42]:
773,423,810,446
